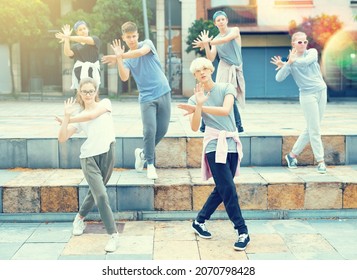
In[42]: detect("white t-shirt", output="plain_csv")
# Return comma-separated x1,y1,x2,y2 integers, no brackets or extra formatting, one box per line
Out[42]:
72,98,116,158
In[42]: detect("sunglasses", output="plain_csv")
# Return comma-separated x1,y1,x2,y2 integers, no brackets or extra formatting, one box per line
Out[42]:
80,89,96,96
295,40,308,45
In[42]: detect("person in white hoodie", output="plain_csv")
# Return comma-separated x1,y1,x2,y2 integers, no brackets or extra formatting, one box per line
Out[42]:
55,20,101,92
271,31,327,174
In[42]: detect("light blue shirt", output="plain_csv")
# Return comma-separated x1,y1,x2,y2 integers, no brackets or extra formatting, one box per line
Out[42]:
188,83,237,153
124,40,171,103
276,48,327,95
216,31,243,66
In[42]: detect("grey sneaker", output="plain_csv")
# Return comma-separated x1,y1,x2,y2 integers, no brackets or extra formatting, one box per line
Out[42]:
317,162,327,174
285,154,298,169
105,233,119,252
72,214,86,236
135,148,145,171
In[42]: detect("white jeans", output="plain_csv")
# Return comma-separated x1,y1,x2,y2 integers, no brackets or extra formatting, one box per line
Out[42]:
292,89,327,162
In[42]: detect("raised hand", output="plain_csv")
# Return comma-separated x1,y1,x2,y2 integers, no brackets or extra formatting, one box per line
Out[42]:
110,39,125,58
55,24,72,43
63,97,77,117
270,55,284,70
194,83,209,106
192,38,204,49
62,24,72,37
287,48,298,64
198,30,213,44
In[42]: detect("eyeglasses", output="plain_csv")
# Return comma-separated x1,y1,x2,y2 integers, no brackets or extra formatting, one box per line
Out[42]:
295,40,308,45
80,89,96,96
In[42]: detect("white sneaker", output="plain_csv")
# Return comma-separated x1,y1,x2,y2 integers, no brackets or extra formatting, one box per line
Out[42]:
72,214,86,236
147,164,158,180
135,148,145,171
105,233,119,252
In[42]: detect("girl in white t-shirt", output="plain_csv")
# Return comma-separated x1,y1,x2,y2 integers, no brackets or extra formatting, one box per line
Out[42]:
56,77,118,252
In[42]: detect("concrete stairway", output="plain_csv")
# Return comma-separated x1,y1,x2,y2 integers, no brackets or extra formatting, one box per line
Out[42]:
1,100,357,221
1,164,357,222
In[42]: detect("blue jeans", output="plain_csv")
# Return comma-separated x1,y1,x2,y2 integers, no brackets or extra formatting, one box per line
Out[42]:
196,152,248,234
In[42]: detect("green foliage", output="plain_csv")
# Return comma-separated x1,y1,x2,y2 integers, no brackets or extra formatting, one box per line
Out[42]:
55,0,152,47
185,19,219,56
92,0,152,44
0,0,51,45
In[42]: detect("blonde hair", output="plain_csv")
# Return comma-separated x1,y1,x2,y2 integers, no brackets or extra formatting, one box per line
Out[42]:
189,57,215,74
121,21,137,34
291,31,307,42
76,77,99,108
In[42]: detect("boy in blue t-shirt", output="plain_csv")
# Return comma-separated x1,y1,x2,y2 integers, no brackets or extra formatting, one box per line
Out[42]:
102,22,171,180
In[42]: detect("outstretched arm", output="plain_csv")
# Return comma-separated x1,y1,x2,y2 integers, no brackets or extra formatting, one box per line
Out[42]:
70,104,109,123
55,24,96,57
210,27,241,46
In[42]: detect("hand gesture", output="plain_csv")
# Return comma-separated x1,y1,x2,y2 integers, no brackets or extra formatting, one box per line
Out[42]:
63,97,77,117
192,38,204,50
55,24,72,43
199,30,213,44
270,55,284,70
55,115,63,125
177,103,196,116
110,39,125,58
287,48,297,64
194,83,209,106
101,55,117,66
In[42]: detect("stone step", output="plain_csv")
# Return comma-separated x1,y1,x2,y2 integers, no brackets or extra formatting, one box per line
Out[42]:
1,166,357,221
0,134,356,169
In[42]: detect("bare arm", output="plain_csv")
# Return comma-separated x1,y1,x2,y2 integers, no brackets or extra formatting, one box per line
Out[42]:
56,24,96,57
57,97,78,143
210,27,241,46
69,103,109,123
122,45,151,59
109,39,131,81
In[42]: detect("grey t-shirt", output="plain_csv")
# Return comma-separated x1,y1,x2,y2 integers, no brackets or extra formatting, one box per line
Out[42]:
188,83,238,153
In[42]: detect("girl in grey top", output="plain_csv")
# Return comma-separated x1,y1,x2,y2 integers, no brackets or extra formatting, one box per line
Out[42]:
271,31,327,174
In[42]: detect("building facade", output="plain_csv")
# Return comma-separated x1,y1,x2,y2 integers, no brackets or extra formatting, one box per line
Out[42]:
1,0,356,98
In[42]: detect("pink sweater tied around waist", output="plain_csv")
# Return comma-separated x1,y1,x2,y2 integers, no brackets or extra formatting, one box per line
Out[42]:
201,126,243,181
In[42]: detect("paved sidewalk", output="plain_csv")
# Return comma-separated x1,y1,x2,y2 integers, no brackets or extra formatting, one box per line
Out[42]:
1,219,357,260
0,98,357,139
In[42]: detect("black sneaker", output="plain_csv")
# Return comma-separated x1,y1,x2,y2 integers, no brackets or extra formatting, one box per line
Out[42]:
234,233,250,251
192,220,212,239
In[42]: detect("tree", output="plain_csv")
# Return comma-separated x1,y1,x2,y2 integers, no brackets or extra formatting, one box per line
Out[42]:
0,0,51,94
288,14,343,53
186,19,219,56
92,0,151,44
